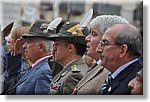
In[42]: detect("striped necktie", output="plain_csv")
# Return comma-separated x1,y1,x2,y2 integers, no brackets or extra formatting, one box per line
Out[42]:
99,74,112,95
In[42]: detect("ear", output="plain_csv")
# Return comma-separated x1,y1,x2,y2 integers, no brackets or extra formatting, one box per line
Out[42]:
120,44,128,58
68,44,74,53
38,43,43,52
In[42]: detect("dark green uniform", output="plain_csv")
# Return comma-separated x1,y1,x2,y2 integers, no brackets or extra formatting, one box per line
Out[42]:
48,21,90,95
49,58,88,95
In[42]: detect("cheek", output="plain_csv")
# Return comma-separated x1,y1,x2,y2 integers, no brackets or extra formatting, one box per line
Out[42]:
131,83,143,95
55,47,61,54
101,49,118,66
135,82,143,90
27,45,37,55
91,38,100,48
55,47,66,56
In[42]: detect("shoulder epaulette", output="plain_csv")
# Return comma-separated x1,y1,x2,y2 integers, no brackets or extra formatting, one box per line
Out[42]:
71,65,80,73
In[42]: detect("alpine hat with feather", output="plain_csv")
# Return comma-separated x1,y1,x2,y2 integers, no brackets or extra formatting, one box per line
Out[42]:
49,9,93,46
22,18,62,39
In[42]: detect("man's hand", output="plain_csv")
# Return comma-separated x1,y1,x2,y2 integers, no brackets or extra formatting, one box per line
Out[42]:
13,37,26,56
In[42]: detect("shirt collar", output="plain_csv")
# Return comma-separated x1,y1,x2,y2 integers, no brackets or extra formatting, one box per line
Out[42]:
96,59,101,65
32,55,52,68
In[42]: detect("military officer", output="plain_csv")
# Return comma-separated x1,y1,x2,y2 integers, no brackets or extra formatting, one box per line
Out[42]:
48,21,90,95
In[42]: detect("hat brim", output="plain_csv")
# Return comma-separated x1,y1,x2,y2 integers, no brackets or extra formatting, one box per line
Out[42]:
22,33,49,39
48,33,68,40
22,33,36,37
49,33,86,46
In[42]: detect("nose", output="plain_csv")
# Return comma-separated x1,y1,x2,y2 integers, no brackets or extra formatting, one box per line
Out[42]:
96,43,103,53
85,34,91,43
128,79,134,90
22,43,27,49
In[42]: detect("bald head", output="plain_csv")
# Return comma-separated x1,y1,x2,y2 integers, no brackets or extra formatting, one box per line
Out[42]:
105,24,143,58
106,24,139,35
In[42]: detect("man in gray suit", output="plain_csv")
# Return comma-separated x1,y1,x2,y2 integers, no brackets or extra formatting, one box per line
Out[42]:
72,15,129,95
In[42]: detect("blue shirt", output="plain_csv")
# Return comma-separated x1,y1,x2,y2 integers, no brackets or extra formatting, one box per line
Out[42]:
96,59,101,65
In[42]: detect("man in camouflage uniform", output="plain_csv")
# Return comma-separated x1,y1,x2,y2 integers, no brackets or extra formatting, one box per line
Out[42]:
48,21,89,95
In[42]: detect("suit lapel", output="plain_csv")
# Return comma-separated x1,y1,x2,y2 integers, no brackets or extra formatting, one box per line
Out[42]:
16,59,46,86
77,64,104,90
109,60,142,94
87,63,97,73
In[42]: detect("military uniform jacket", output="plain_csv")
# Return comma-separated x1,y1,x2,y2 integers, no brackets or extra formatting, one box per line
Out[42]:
49,58,89,95
72,64,109,95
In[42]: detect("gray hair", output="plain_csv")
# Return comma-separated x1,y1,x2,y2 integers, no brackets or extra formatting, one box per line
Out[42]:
90,15,129,34
35,38,53,53
114,24,142,58
43,39,53,53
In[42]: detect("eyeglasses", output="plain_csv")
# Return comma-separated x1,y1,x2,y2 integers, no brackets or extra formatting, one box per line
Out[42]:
99,41,116,48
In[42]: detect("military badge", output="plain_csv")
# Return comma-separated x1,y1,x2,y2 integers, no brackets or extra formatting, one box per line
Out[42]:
40,23,48,30
50,82,61,91
71,65,80,73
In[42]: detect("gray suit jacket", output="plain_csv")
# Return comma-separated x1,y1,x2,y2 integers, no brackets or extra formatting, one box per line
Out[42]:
72,64,109,95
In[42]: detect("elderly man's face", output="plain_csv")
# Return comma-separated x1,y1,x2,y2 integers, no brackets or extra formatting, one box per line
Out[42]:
23,38,40,63
85,27,102,61
98,29,121,73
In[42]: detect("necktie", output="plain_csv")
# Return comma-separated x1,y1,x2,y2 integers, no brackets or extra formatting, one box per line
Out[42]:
99,74,112,95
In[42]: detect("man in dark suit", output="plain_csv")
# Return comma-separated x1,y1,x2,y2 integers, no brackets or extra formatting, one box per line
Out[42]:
97,24,143,95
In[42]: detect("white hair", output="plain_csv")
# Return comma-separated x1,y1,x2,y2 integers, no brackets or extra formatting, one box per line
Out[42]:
90,15,129,34
43,39,53,53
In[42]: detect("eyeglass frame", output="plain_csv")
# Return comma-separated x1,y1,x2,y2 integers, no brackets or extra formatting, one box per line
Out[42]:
99,40,116,48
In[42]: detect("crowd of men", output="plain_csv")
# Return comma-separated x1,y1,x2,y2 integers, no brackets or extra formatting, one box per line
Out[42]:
0,8,143,95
